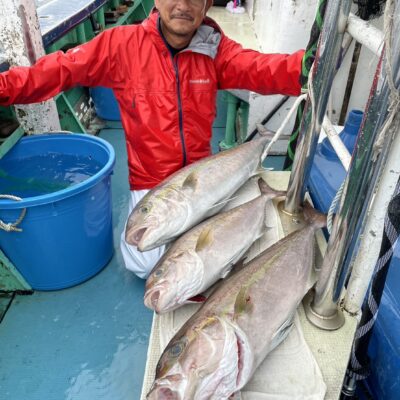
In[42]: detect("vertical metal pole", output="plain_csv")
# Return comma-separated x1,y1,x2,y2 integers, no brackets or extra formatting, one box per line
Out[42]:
305,0,400,329
284,0,352,215
0,0,61,133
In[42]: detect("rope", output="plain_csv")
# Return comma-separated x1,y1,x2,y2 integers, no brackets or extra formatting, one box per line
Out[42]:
327,180,345,235
0,194,26,232
260,94,307,161
283,0,328,170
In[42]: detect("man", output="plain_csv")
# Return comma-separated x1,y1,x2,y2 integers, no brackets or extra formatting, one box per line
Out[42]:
0,0,304,278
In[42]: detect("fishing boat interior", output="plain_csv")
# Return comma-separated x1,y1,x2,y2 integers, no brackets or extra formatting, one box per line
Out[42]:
0,0,399,399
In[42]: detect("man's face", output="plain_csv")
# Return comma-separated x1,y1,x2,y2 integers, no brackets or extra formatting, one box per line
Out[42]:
155,0,209,44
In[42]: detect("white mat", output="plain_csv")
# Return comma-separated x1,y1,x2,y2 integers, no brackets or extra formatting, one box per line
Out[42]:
140,175,327,399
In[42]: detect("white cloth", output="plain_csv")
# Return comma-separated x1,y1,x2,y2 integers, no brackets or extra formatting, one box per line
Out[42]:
120,190,165,279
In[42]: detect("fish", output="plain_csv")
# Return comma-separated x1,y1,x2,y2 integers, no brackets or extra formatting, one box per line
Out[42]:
144,178,286,314
146,203,326,400
125,133,273,251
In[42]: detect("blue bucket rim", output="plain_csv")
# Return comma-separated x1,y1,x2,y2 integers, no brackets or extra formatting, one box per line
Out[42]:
0,133,115,209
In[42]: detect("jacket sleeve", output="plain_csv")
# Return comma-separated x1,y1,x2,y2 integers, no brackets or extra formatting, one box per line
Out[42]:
214,35,304,96
0,28,124,106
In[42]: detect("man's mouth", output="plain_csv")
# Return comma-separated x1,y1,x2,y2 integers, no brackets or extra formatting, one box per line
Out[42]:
171,14,194,21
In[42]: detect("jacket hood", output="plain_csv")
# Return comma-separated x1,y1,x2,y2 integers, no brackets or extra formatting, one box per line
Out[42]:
143,10,222,59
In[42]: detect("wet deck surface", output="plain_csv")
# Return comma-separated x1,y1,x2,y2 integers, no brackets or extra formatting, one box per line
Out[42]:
0,125,152,400
0,107,236,399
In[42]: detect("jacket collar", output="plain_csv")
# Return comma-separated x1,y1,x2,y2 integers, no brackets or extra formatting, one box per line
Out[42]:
143,9,222,59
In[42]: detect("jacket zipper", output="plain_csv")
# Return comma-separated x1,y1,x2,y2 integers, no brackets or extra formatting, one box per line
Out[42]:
172,54,187,167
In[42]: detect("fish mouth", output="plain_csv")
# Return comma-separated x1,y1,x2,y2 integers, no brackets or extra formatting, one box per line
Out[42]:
125,226,148,247
144,285,176,314
144,288,161,311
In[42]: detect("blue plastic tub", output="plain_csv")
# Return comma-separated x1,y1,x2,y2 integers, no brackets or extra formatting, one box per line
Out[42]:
0,134,115,290
90,87,121,121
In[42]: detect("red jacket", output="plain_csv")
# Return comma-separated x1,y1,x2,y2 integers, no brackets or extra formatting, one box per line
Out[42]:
0,11,304,190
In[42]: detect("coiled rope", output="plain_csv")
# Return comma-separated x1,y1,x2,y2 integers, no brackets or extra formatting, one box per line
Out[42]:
0,194,26,232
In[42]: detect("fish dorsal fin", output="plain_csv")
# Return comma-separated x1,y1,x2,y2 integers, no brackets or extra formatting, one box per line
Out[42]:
234,286,253,317
181,172,199,192
195,228,214,253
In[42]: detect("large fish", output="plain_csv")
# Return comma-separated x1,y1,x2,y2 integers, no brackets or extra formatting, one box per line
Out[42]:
144,178,285,314
146,203,326,400
125,134,272,251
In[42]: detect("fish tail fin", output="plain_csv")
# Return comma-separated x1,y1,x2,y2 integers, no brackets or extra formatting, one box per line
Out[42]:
303,201,327,229
257,178,286,199
255,125,275,166
256,124,275,139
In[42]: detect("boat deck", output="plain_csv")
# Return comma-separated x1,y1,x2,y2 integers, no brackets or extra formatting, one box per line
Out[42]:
0,101,291,400
0,6,358,400
0,124,152,399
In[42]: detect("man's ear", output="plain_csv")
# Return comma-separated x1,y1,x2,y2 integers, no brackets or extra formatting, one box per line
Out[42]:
204,0,213,13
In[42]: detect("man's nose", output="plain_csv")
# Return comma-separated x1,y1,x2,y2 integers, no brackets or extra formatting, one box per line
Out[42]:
174,0,192,9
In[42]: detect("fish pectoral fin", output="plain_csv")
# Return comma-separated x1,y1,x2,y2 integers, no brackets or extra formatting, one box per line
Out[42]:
234,286,253,316
230,257,248,274
195,228,214,253
270,314,295,350
181,172,199,192
220,255,245,279
187,294,207,303
220,264,234,279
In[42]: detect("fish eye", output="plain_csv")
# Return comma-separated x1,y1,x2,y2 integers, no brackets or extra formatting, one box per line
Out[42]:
169,342,184,358
154,268,164,277
140,204,150,214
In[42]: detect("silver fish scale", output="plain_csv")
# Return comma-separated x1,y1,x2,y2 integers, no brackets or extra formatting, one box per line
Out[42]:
127,135,270,251
198,223,318,383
